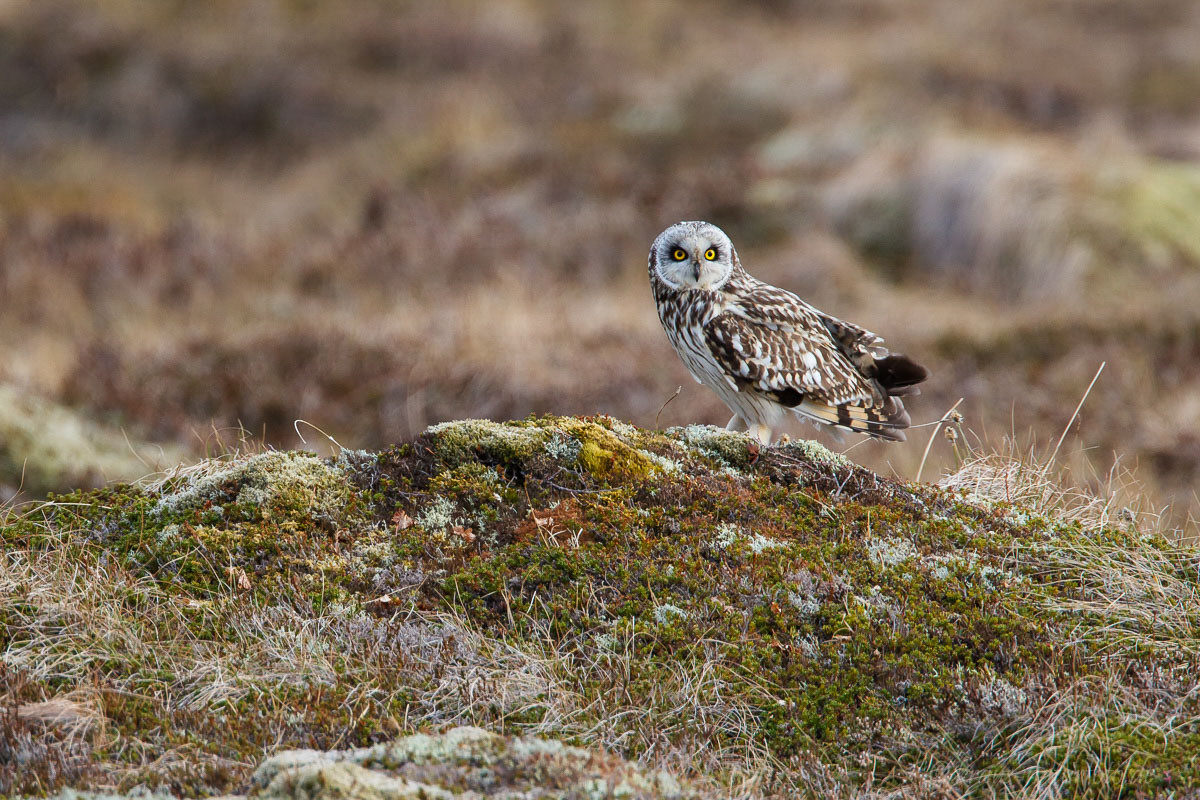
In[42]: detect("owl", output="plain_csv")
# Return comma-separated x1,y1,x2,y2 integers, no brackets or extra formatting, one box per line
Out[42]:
649,221,928,444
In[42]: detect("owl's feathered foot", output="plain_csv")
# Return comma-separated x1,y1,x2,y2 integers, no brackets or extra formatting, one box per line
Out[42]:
729,416,793,446
748,423,772,444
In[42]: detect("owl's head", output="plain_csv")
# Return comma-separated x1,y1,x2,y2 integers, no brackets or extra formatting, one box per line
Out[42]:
650,221,738,291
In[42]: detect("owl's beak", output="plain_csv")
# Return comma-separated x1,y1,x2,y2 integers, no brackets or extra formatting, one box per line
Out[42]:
692,257,702,281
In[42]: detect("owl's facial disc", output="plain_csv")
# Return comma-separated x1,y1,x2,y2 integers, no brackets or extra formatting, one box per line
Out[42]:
652,221,735,291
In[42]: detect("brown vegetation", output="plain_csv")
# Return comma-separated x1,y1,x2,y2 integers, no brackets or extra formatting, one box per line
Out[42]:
3,0,1200,529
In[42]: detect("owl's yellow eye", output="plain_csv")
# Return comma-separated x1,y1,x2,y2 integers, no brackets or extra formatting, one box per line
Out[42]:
671,248,688,261
705,248,717,260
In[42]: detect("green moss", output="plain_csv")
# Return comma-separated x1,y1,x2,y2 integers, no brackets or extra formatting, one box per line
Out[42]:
570,424,659,481
422,418,550,468
153,451,358,528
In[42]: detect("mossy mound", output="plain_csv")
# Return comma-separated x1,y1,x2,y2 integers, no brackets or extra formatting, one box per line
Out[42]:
4,415,1199,799
422,417,680,481
0,384,187,500
249,726,687,799
34,727,688,799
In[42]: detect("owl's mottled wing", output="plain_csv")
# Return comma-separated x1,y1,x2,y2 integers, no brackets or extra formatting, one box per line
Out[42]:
817,311,927,398
704,286,919,439
705,287,879,406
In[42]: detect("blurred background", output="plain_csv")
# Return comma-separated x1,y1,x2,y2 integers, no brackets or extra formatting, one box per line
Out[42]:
2,0,1200,529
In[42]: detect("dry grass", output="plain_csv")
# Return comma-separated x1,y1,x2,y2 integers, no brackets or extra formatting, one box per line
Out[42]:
994,671,1199,800
932,359,1200,541
0,521,574,793
3,512,793,795
524,619,790,798
1,536,547,723
933,439,1200,799
0,664,101,795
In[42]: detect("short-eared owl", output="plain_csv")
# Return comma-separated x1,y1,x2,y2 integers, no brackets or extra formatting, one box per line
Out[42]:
649,221,928,444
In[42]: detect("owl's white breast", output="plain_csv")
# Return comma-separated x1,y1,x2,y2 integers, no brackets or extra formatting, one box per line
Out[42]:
657,291,736,390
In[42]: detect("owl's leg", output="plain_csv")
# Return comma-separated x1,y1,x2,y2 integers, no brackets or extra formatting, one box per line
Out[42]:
726,414,745,431
748,423,772,444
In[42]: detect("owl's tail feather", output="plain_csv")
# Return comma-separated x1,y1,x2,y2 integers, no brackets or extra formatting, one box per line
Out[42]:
874,354,929,397
795,396,912,442
785,354,927,442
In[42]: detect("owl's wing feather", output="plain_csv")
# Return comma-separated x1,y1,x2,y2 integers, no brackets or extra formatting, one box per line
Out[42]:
816,312,927,397
704,286,925,440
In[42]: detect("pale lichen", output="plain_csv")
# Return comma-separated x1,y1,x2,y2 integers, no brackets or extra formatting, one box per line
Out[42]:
780,438,852,469
152,451,351,525
666,424,757,469
416,496,457,532
787,569,822,616
748,532,785,554
714,522,740,549
866,536,919,568
978,675,1029,719
653,603,689,625
249,726,689,799
544,431,583,462
638,448,683,475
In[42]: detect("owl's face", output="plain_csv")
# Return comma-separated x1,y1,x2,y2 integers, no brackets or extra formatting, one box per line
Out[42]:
651,221,737,291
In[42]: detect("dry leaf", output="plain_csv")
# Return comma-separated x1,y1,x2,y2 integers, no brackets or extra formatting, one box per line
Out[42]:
452,525,476,543
226,566,252,591
392,510,414,530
